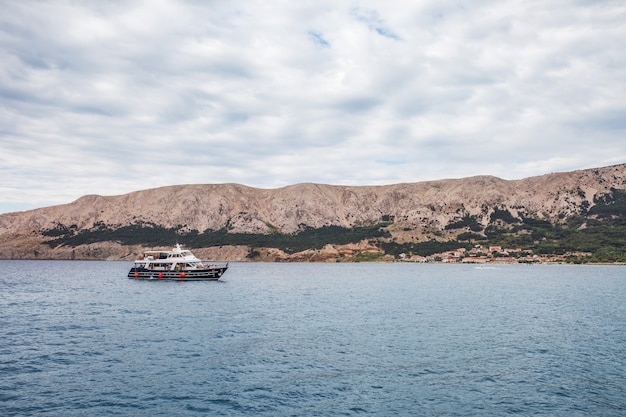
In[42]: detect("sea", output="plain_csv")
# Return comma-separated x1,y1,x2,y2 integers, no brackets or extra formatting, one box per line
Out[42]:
1,261,625,416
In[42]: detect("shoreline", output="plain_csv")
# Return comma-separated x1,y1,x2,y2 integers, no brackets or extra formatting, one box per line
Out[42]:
1,257,624,266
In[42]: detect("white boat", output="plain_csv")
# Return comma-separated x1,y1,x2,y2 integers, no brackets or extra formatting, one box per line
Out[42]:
128,244,228,281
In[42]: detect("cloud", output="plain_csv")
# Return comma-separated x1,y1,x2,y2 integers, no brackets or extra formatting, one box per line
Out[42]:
1,0,625,213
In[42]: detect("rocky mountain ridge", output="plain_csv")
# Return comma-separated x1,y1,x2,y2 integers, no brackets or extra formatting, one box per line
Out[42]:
1,163,625,261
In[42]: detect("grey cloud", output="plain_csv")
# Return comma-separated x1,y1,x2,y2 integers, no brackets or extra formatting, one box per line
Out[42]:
335,96,381,113
1,0,625,213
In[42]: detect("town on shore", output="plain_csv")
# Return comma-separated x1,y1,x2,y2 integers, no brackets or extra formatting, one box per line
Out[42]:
398,245,578,264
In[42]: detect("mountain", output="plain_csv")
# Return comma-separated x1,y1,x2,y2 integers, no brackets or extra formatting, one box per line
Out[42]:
1,164,626,262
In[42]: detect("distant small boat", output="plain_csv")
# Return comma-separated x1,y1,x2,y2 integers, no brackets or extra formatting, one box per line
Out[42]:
128,244,228,281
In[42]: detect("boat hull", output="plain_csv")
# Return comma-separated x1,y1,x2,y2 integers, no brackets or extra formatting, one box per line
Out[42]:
128,266,228,281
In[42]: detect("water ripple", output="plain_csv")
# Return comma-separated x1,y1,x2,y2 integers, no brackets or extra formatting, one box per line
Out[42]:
1,261,625,416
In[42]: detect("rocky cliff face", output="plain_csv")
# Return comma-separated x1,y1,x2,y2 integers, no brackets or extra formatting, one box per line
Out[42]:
1,164,625,260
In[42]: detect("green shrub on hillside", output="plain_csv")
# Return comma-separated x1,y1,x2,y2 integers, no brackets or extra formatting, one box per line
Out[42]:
44,222,390,254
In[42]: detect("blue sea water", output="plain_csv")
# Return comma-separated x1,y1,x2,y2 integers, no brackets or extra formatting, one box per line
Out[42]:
1,261,625,416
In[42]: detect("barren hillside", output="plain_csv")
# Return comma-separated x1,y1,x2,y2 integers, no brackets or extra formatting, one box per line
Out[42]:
1,163,625,260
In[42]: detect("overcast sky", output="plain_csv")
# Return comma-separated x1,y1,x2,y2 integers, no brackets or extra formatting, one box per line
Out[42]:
1,0,625,213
